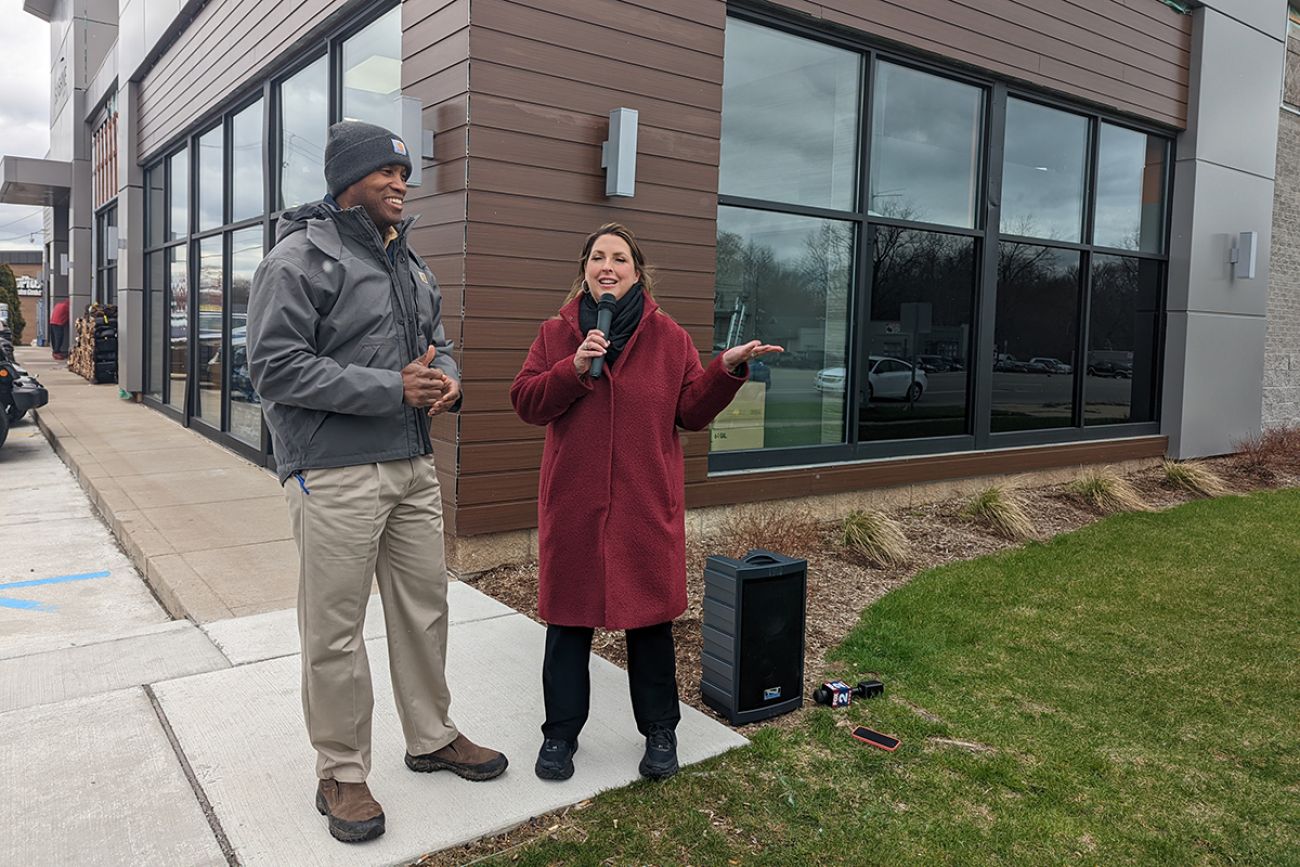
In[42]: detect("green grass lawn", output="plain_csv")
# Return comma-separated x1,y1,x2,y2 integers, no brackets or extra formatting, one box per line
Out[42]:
475,490,1300,866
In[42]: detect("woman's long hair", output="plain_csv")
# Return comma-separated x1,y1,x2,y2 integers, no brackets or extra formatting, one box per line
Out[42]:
562,223,657,307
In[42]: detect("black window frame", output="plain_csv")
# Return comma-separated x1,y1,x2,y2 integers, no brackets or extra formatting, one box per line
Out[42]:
710,5,1173,473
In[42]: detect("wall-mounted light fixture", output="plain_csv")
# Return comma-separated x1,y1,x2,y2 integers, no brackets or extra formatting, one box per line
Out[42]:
105,226,119,261
1230,231,1257,280
601,108,639,198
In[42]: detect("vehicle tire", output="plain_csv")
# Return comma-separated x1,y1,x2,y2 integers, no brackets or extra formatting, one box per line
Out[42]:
0,406,9,449
906,382,923,402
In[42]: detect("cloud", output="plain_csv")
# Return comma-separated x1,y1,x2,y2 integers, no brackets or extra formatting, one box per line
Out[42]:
0,1,51,250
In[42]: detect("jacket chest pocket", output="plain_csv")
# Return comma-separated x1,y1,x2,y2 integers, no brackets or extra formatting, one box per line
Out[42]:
353,339,402,372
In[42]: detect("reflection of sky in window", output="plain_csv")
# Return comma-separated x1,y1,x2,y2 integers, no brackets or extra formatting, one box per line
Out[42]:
718,206,848,265
1001,98,1087,242
1094,124,1164,252
197,127,223,231
870,62,983,228
342,6,402,133
720,19,861,210
280,56,328,209
231,102,263,223
169,148,188,240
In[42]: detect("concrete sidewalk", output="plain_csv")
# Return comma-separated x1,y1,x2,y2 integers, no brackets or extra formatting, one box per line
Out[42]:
19,349,299,623
11,347,749,865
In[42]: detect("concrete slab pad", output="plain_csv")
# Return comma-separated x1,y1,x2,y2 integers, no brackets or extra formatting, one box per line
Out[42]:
103,444,253,477
203,581,518,665
0,620,231,713
145,554,235,623
115,464,278,509
154,611,747,866
0,688,226,866
0,554,167,658
139,496,291,554
179,539,301,615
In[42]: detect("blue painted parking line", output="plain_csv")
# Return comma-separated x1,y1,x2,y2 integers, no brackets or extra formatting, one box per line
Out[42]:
0,570,111,612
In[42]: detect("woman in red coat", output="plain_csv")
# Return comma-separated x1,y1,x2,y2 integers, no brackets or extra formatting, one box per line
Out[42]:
511,223,781,782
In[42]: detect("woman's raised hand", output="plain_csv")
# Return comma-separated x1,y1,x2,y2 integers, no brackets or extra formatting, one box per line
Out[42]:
722,339,784,373
573,329,609,376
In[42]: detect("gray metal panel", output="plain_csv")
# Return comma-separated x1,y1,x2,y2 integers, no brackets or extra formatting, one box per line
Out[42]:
1197,0,1289,40
1163,311,1265,458
1177,8,1285,176
1167,158,1275,318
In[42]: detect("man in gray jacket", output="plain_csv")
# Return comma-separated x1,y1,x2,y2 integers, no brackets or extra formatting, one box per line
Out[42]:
248,120,506,844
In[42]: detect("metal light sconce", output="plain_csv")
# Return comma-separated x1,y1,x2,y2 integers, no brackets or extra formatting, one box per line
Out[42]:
601,108,638,198
1230,231,1257,280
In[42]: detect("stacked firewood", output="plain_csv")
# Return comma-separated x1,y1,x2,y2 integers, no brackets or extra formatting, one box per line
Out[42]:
68,303,118,384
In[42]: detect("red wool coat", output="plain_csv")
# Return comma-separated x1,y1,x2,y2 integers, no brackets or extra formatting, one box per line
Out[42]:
510,294,746,629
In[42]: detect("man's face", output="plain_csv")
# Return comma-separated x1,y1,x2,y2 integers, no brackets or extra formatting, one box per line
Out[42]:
338,164,408,230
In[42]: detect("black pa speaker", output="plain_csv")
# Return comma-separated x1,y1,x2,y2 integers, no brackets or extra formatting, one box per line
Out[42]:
701,549,806,725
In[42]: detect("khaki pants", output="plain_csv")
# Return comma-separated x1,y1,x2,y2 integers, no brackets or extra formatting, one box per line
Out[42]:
284,455,458,782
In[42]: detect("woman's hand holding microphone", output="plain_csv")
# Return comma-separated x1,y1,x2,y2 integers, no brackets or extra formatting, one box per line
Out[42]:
573,329,609,376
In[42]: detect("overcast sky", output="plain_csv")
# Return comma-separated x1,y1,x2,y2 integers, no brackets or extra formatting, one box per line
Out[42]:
0,0,51,252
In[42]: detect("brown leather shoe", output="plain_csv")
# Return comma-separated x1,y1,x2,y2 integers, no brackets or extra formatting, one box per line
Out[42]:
314,779,385,843
405,733,508,781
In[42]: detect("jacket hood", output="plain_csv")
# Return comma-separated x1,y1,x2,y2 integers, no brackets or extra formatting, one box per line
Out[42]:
275,200,334,243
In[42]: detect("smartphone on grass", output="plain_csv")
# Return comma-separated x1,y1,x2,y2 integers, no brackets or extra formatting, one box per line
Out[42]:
851,726,900,752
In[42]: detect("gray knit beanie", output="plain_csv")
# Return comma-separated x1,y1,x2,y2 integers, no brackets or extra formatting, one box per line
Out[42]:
323,120,413,197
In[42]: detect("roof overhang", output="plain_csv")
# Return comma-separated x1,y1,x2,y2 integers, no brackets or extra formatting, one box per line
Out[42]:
22,0,56,22
0,156,71,207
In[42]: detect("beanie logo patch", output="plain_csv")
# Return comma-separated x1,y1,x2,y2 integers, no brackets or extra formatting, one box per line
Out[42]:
392,138,408,156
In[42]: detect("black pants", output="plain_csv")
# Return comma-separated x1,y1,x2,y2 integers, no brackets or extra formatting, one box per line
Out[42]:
541,621,681,743
49,323,67,356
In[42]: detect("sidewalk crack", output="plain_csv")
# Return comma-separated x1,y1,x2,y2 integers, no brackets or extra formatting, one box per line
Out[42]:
144,684,241,866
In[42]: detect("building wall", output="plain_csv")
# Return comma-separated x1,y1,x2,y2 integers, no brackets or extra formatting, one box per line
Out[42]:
400,0,472,533
451,0,1195,540
764,0,1192,127
1265,30,1300,428
1164,2,1286,458
454,0,726,536
136,0,353,158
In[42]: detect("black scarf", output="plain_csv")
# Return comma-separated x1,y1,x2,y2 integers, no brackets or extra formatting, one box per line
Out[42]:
579,282,645,371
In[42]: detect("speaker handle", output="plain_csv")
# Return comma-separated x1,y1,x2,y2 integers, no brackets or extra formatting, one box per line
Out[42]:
743,552,781,565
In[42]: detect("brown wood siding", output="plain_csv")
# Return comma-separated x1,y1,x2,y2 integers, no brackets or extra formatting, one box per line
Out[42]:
403,0,471,534
138,0,346,158
768,0,1192,128
456,0,725,534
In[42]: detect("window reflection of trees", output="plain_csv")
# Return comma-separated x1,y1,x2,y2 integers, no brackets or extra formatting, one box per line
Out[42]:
1086,255,1159,425
713,213,851,449
863,227,975,440
991,243,1080,431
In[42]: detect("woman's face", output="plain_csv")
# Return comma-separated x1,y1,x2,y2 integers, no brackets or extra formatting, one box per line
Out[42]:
584,234,640,301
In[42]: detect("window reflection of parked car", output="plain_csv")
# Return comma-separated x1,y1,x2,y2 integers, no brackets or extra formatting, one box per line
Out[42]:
1029,357,1072,374
1088,360,1132,378
815,356,927,402
748,358,771,384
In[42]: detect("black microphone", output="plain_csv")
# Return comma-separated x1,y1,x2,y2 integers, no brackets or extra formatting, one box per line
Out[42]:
589,292,617,379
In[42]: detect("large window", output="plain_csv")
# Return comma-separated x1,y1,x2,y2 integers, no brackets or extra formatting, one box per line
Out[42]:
869,62,983,228
342,5,402,132
95,205,117,306
142,2,402,456
712,15,1171,469
713,208,851,451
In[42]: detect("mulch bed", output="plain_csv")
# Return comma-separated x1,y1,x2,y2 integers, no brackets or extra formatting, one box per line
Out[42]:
427,448,1296,866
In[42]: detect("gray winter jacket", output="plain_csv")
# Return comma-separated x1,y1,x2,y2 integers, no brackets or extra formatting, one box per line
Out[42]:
247,200,459,484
